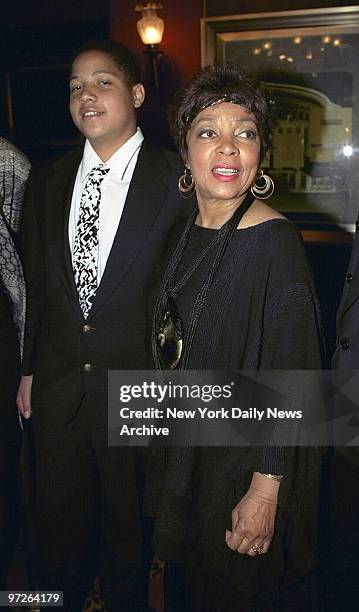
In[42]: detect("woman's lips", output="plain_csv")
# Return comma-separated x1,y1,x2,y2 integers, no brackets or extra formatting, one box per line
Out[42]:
212,166,240,181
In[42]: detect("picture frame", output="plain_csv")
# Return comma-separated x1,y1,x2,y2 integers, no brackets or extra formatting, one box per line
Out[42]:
201,7,359,232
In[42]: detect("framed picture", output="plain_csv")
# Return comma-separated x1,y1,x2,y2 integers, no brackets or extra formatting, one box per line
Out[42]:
201,7,359,231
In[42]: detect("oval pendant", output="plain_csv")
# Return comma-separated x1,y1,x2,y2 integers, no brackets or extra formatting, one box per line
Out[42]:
157,297,183,369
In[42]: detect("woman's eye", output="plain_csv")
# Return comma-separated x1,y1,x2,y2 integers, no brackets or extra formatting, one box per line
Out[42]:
199,129,216,138
70,84,81,93
238,129,257,139
100,80,111,86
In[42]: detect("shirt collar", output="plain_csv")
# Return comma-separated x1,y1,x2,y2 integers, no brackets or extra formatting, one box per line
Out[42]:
80,127,144,183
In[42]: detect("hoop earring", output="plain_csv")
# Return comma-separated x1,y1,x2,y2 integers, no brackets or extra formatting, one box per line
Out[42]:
251,169,274,200
178,167,195,199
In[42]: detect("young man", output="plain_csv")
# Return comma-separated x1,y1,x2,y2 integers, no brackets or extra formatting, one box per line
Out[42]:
17,40,186,611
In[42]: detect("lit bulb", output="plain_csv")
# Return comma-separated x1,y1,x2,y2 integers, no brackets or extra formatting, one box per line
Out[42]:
343,145,353,157
293,36,302,45
144,26,161,44
136,4,165,46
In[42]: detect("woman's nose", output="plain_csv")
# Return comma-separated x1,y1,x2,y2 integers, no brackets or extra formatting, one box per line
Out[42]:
217,136,239,156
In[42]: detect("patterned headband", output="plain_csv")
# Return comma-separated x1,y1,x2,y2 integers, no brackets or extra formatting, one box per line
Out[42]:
184,94,238,125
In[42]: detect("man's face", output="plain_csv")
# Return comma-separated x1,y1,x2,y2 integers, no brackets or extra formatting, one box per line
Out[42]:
69,50,145,160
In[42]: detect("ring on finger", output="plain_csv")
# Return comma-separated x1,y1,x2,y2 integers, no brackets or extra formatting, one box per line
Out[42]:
251,543,263,554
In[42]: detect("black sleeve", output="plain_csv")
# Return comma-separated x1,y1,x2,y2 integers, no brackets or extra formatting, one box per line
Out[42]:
250,223,323,477
261,223,322,370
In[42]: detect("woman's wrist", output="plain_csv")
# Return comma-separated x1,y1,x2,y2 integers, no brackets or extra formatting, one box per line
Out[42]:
248,472,281,503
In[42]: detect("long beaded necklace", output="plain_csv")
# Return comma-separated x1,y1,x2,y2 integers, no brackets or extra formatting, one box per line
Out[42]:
152,190,255,370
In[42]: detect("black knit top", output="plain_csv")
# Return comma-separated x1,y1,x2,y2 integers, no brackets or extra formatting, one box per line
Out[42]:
149,218,324,598
169,219,322,372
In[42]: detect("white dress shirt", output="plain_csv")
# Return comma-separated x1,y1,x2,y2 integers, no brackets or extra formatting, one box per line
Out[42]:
69,127,144,285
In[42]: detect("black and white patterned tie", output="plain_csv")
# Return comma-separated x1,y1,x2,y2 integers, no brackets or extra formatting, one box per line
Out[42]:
72,164,109,318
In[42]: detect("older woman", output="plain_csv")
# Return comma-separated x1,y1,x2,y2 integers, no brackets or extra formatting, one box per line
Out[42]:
150,64,323,611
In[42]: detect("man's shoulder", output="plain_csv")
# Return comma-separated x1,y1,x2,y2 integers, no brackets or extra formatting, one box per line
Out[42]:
340,228,359,295
30,147,83,182
47,146,83,172
140,140,183,173
136,141,194,216
349,227,359,266
158,146,182,169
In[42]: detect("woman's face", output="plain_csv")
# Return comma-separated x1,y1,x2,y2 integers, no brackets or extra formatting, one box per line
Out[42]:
185,102,261,208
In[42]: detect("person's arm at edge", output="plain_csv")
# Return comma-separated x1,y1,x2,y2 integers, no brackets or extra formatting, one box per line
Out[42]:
16,170,46,419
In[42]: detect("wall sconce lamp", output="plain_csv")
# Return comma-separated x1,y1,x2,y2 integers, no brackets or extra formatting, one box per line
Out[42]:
135,2,165,88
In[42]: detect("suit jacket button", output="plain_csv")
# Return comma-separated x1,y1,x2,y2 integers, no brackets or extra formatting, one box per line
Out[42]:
340,339,350,351
83,363,93,372
346,273,353,283
83,324,92,333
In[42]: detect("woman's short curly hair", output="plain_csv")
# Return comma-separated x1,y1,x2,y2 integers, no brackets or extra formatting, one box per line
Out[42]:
169,63,272,163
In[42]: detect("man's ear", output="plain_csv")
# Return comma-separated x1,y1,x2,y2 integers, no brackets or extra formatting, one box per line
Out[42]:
132,83,145,109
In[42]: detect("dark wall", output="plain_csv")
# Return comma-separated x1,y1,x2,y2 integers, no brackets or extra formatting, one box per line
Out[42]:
0,15,109,160
1,0,108,26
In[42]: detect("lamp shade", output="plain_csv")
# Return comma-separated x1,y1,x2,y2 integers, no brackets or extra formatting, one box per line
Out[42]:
137,7,164,45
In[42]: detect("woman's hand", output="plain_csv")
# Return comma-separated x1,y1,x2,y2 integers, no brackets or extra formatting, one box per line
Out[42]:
225,472,280,556
16,375,33,419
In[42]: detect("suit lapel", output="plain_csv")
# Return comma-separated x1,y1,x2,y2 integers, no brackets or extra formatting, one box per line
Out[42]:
338,282,359,323
46,149,83,320
89,142,170,317
337,229,359,324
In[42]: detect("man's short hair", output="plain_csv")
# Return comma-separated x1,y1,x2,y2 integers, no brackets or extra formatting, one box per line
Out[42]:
71,39,141,88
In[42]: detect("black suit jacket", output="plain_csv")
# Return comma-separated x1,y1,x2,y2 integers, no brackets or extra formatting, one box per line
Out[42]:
21,141,189,421
333,226,359,370
332,226,359,462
